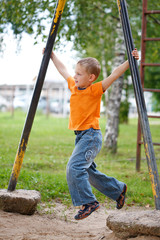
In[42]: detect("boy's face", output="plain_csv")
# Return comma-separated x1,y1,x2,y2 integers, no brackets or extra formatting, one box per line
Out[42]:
74,64,94,88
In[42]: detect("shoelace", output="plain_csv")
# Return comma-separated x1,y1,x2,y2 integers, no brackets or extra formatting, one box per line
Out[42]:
78,202,97,213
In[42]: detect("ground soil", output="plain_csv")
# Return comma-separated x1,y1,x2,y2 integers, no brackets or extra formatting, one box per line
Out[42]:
0,202,160,240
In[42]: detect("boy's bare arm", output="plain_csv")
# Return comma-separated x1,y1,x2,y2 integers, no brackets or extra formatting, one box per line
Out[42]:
50,52,70,81
42,49,70,81
102,48,139,92
102,60,129,91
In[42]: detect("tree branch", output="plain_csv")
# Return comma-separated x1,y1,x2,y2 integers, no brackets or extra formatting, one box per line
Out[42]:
148,15,160,25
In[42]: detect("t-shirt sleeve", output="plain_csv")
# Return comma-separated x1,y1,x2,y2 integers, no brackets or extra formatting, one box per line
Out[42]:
90,82,104,96
67,76,75,90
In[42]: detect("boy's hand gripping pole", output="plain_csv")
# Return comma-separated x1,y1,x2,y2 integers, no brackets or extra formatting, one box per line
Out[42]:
117,0,160,210
8,0,66,191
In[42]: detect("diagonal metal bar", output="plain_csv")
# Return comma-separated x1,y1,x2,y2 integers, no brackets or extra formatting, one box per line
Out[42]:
8,0,66,191
117,0,160,210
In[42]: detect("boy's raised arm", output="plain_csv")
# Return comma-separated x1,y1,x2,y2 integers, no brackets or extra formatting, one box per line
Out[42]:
42,49,70,81
50,51,70,81
102,48,139,92
102,60,129,91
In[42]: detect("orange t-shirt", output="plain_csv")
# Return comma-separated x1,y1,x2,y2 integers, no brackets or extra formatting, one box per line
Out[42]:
67,76,104,130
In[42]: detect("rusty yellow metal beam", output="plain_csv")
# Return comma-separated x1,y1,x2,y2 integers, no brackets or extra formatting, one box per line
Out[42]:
117,0,160,210
8,0,66,191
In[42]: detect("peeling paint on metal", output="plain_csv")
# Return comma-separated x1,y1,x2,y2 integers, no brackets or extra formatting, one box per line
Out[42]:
117,0,121,12
12,139,26,180
50,0,66,36
145,143,158,198
149,166,158,198
144,143,150,162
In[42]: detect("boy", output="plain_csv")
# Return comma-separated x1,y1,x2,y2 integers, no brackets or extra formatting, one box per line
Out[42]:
45,48,139,220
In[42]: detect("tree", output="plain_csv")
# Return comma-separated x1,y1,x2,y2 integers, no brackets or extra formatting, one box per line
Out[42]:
0,0,61,50
0,0,140,154
142,9,160,110
1,0,159,153
104,22,125,153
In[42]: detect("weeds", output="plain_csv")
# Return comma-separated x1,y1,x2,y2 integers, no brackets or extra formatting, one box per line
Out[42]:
0,111,159,208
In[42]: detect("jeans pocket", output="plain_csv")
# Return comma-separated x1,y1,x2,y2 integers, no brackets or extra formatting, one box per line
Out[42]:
85,150,94,162
85,131,102,163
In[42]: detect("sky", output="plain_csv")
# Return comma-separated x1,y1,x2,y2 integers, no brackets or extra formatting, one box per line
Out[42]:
0,28,153,113
0,30,77,85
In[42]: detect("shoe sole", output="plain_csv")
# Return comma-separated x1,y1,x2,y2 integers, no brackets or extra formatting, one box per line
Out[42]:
116,184,127,209
75,205,100,220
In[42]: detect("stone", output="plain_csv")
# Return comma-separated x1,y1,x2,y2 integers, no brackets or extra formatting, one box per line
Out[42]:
0,189,41,215
106,210,160,239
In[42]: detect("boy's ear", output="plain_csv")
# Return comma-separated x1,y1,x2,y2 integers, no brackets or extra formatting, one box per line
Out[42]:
89,74,96,82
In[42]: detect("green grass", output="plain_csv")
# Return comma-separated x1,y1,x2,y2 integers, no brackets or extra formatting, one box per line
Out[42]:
0,111,160,208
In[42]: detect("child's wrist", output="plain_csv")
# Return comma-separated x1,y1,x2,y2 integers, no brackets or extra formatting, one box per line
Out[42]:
51,54,54,61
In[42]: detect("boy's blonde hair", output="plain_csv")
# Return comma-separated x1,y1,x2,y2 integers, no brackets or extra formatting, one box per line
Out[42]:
77,57,101,79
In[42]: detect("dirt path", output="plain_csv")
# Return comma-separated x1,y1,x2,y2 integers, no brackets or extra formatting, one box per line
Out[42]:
0,202,160,240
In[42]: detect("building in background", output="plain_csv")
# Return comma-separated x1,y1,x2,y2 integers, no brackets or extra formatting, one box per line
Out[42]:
0,78,70,117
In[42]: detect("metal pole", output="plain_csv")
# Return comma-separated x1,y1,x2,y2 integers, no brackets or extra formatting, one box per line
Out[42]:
117,0,160,210
136,119,141,171
136,0,147,171
8,0,66,191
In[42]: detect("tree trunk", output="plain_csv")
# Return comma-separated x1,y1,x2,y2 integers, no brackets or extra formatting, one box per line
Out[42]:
104,23,125,153
101,47,109,108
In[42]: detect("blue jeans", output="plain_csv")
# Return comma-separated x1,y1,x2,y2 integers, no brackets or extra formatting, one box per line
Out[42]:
66,128,125,206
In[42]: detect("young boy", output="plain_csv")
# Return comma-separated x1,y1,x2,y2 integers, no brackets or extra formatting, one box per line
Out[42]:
46,48,139,220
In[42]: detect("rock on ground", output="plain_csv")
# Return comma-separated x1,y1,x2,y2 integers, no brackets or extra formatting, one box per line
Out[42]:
0,203,160,240
0,189,41,215
107,210,160,239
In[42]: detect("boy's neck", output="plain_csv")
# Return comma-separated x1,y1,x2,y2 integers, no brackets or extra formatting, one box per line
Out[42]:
78,87,86,90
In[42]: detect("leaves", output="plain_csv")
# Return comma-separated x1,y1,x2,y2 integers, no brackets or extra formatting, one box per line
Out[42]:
0,0,159,105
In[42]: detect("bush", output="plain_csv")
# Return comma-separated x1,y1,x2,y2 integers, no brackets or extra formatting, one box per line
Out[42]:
119,100,130,123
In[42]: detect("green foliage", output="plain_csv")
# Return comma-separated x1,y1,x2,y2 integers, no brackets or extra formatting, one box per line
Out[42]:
141,7,160,110
0,111,160,208
119,100,130,123
0,0,55,35
1,1,159,110
0,1,142,59
0,0,159,74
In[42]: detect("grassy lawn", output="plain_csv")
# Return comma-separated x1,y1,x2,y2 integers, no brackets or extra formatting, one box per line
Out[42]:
0,111,160,209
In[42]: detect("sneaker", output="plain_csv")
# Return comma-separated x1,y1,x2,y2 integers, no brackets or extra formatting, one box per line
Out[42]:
116,184,127,209
74,201,100,220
